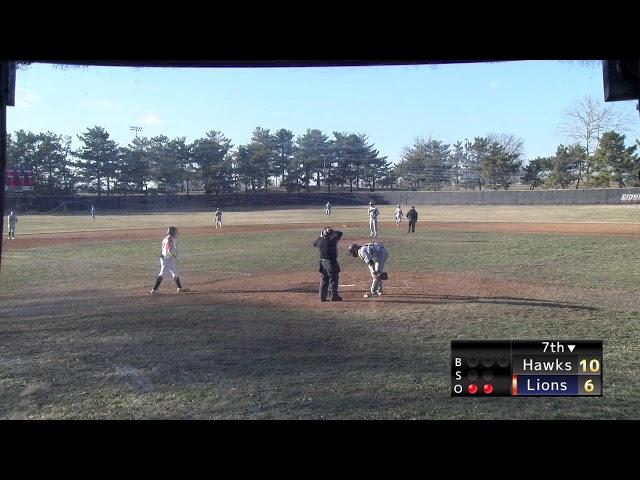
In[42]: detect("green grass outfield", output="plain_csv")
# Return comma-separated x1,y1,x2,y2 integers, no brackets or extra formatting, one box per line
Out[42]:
1,206,639,419
4,204,640,235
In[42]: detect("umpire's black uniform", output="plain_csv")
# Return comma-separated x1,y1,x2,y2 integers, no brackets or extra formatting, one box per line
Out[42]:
407,207,418,233
313,229,343,301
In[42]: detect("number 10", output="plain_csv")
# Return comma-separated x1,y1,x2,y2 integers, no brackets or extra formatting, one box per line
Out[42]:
580,358,600,373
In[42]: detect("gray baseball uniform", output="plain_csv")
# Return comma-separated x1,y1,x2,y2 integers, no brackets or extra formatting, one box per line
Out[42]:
358,242,388,295
7,211,17,239
368,204,379,237
394,206,403,225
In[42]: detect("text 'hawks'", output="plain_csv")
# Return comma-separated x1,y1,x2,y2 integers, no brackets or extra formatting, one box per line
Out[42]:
521,358,572,371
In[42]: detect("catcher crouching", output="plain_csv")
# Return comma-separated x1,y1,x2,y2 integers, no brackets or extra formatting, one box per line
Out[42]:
348,242,389,298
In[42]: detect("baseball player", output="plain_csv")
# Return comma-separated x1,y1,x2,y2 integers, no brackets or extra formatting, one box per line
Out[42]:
214,208,223,228
7,211,17,239
368,201,379,237
394,205,403,226
90,205,95,220
151,226,183,294
348,242,389,298
407,206,418,233
325,201,332,216
313,226,343,302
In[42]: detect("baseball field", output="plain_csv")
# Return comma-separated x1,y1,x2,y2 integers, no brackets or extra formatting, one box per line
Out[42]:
1,204,639,419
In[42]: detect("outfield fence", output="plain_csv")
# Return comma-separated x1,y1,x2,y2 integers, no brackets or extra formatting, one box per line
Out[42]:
4,187,640,213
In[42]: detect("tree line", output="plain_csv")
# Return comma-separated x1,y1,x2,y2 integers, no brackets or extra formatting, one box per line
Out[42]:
6,127,394,196
7,104,639,196
395,96,639,191
523,131,640,190
397,130,640,191
397,134,525,191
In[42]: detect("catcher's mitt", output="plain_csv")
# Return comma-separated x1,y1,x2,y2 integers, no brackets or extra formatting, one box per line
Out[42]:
376,272,389,280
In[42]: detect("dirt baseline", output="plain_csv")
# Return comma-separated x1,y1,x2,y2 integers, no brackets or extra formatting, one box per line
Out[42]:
4,221,639,251
0,269,600,318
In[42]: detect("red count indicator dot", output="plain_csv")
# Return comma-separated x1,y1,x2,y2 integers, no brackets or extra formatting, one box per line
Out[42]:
467,384,478,394
483,384,493,394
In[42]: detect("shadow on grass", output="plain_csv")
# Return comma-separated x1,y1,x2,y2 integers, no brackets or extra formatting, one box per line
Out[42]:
0,294,447,419
366,293,600,311
199,287,600,311
0,288,622,419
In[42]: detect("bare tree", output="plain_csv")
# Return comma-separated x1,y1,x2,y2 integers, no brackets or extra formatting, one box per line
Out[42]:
487,132,524,157
556,95,633,188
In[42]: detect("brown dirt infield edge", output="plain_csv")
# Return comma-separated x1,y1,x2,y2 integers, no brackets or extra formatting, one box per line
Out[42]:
162,269,602,313
1,269,606,319
3,220,639,251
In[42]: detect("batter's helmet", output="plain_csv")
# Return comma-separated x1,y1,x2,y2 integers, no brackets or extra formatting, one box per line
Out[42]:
348,243,360,257
167,226,178,236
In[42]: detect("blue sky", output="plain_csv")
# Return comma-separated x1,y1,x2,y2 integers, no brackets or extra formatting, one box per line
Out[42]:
7,61,640,164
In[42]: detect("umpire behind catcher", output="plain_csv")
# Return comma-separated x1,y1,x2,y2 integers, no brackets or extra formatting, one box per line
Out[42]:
313,226,343,302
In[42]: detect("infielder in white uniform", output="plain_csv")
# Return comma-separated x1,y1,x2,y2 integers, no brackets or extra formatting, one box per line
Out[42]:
151,226,183,294
348,242,389,297
7,211,17,239
214,208,223,228
368,201,379,237
325,201,332,216
394,205,403,226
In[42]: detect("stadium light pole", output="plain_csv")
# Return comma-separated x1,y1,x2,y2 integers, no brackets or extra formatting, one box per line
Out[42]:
129,126,142,138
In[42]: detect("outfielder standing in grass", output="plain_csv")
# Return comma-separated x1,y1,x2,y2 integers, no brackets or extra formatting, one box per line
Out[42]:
368,201,379,237
7,211,17,239
394,204,403,226
348,242,389,298
313,226,343,302
214,208,223,228
90,204,95,220
151,226,183,294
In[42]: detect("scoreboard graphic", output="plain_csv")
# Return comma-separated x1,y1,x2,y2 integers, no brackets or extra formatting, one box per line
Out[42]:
451,340,602,397
4,168,34,192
